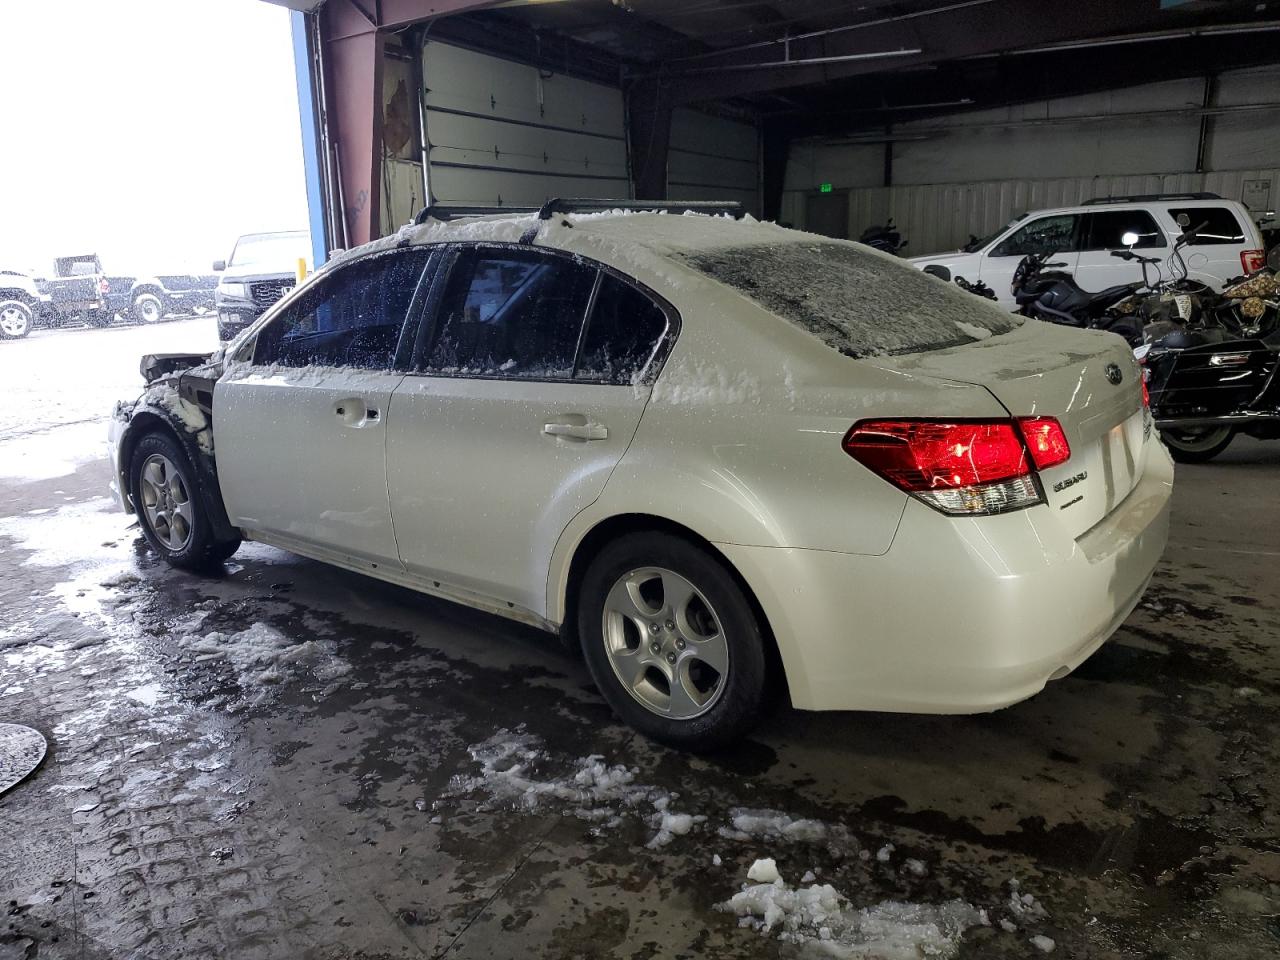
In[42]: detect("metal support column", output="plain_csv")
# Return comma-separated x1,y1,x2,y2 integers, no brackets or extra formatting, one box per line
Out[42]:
291,10,330,268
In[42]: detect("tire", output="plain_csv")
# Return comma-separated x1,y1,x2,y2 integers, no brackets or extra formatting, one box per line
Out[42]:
129,432,240,570
0,300,33,339
577,532,768,750
1161,426,1235,463
131,291,166,324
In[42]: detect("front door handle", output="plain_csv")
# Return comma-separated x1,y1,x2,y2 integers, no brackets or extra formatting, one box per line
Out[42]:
335,398,380,428
543,421,608,442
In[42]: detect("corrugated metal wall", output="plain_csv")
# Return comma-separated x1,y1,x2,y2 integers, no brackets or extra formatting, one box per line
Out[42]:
419,40,629,209
667,109,760,216
838,168,1280,255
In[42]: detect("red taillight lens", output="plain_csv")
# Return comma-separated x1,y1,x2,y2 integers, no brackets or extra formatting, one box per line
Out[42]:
1140,370,1150,407
1017,416,1071,470
844,417,1071,516
1241,249,1265,274
843,420,1029,491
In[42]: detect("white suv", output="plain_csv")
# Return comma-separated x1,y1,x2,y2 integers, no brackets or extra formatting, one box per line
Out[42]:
108,203,1172,749
910,194,1266,309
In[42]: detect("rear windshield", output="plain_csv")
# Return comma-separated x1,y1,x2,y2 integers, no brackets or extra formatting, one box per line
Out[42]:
673,241,1021,357
1167,206,1246,245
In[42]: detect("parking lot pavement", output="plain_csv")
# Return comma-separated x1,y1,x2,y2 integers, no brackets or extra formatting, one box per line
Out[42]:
2,324,1278,959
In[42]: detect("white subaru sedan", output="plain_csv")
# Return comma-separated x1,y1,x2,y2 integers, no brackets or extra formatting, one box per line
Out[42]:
108,201,1173,749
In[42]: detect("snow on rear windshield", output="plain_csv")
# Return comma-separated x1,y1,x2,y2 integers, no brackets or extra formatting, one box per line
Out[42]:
674,241,1021,358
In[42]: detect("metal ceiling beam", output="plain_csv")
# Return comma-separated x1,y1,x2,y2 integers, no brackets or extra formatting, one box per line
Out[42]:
654,0,1247,103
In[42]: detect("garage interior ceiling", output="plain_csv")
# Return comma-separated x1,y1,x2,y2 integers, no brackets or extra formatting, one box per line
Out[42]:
435,0,1280,135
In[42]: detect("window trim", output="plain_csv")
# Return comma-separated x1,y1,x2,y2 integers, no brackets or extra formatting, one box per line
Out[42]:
246,246,437,371
404,241,681,386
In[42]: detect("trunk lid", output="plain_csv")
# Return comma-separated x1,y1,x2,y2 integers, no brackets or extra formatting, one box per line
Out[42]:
871,322,1149,538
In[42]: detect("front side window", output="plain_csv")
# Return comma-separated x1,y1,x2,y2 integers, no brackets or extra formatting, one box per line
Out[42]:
1082,210,1165,250
990,214,1079,258
253,249,430,369
1167,206,1246,245
576,274,669,384
422,248,596,378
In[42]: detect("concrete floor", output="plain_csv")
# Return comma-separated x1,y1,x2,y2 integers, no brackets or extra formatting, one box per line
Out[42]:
2,319,1278,959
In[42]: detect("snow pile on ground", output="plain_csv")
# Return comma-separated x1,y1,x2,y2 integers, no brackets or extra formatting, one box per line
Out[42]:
721,861,989,960
168,611,350,700
450,730,703,847
719,807,857,855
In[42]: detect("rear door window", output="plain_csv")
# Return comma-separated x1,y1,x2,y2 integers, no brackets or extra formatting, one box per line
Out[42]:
990,214,1079,257
1167,206,1246,245
421,247,596,379
575,274,670,384
253,248,430,369
1082,209,1166,249
675,241,1020,358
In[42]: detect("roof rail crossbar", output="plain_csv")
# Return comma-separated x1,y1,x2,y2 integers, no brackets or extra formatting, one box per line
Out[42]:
536,198,745,220
1081,192,1222,206
413,204,539,225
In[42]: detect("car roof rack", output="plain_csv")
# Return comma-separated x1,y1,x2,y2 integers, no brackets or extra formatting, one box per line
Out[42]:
413,204,539,225
536,198,745,220
1081,192,1222,205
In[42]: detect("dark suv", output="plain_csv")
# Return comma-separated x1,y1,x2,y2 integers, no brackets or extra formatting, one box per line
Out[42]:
213,231,312,341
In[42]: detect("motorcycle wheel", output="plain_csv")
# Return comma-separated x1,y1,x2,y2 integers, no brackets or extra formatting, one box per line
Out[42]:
1161,426,1235,463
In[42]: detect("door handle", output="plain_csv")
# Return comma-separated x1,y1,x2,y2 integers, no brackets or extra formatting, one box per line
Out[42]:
543,421,608,441
335,398,380,427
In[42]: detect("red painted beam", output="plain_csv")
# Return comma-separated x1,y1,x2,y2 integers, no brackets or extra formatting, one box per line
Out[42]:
318,0,506,246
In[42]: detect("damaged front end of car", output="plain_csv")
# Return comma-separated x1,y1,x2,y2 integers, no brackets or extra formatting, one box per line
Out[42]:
107,351,239,543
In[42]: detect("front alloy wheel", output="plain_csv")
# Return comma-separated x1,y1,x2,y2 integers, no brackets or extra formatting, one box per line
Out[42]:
1161,425,1235,463
579,532,769,750
129,432,240,569
0,300,32,339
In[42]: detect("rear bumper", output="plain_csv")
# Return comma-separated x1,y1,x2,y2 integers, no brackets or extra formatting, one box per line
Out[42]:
719,445,1174,713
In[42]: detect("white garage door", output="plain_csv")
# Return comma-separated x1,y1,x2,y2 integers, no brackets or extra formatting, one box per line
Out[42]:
422,40,629,207
668,109,760,217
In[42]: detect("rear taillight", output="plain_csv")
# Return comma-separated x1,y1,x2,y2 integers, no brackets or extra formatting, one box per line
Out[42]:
1140,370,1150,407
1241,249,1265,274
1018,416,1071,470
843,417,1070,516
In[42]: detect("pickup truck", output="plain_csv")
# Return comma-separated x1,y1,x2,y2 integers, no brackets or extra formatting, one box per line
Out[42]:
35,254,114,328
110,274,219,323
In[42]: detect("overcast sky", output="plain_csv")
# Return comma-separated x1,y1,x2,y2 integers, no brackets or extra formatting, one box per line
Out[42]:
0,0,307,276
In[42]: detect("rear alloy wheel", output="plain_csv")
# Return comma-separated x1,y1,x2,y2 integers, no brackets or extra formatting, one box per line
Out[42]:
131,292,165,323
579,532,768,750
0,300,32,339
129,432,240,569
1161,425,1235,463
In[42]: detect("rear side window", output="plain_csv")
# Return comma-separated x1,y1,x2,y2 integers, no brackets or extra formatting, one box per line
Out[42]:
423,249,595,378
1082,210,1165,249
990,214,1079,257
675,241,1021,358
1167,206,1246,245
576,275,669,384
254,249,429,368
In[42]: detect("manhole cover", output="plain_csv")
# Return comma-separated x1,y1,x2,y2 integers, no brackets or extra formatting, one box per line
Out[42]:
0,724,47,795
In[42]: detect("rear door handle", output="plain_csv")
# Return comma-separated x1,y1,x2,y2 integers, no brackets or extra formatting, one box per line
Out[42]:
543,422,608,441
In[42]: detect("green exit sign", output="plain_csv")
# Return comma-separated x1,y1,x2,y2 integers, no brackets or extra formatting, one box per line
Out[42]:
819,183,833,193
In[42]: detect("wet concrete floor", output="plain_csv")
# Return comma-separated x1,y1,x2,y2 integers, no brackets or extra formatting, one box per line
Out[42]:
2,324,1278,959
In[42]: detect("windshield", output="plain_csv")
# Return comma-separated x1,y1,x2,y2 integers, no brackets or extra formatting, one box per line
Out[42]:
228,232,310,269
963,217,1022,252
674,241,1020,358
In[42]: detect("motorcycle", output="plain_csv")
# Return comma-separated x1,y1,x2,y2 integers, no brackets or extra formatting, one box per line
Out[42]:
1010,251,1146,343
1124,219,1280,462
859,219,907,255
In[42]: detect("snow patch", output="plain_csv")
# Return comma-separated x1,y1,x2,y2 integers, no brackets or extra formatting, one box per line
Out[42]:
747,858,782,883
1030,934,1056,953
450,730,701,849
721,874,988,959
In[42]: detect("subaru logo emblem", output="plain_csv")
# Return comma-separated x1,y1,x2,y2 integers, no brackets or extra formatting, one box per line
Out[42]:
1104,362,1124,385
